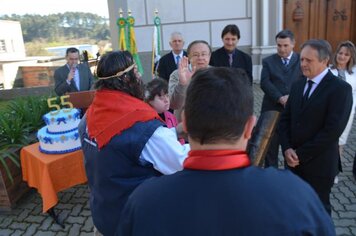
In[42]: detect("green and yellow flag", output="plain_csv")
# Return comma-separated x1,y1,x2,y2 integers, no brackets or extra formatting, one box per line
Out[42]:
127,15,144,75
117,12,128,51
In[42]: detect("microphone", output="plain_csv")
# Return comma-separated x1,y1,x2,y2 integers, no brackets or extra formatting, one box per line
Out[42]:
69,64,77,81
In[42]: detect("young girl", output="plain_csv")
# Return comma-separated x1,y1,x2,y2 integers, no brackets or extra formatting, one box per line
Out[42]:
145,78,185,144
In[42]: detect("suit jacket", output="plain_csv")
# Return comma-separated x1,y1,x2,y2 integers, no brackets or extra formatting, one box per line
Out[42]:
279,71,353,178
209,47,253,84
260,53,303,112
157,51,187,82
54,63,94,96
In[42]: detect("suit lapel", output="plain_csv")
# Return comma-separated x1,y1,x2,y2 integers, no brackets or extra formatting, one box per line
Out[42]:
273,54,285,70
170,52,177,70
70,80,79,91
231,49,237,67
78,65,83,91
295,77,307,108
301,71,331,110
288,53,298,67
279,53,298,71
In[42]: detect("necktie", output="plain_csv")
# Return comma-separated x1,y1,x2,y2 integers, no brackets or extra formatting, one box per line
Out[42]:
283,58,289,66
303,80,314,103
228,54,233,67
73,67,80,90
176,55,181,67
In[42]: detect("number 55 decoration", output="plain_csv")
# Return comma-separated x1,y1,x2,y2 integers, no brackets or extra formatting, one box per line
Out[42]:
47,95,73,115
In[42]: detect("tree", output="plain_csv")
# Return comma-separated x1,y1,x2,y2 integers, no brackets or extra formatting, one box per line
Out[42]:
0,12,111,42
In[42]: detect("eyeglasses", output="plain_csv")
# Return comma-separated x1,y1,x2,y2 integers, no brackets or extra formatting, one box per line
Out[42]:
191,52,210,58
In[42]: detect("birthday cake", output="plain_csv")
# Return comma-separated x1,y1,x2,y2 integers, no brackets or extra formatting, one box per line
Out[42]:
37,108,81,154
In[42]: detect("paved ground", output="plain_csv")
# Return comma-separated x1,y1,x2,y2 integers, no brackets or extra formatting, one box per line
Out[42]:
0,84,355,235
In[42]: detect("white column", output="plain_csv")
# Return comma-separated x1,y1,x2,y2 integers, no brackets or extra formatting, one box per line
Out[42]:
251,0,258,47
251,0,283,81
261,0,269,46
277,0,284,32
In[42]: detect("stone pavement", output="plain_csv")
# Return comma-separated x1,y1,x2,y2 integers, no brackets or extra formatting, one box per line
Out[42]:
0,84,355,235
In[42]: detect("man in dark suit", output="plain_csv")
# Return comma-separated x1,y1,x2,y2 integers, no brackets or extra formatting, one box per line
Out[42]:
209,24,253,84
260,29,302,168
54,47,94,96
279,39,353,215
117,67,335,236
157,32,187,82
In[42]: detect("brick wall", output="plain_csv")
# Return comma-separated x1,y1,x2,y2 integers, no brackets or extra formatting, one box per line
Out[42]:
0,86,54,100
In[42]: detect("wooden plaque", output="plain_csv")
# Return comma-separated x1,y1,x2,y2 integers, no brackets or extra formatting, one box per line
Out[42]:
67,90,95,109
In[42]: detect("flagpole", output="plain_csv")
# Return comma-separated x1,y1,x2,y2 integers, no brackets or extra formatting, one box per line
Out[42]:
152,9,161,78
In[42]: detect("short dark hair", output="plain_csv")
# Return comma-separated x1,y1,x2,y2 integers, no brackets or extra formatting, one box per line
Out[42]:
185,67,253,144
94,50,144,99
301,39,331,62
221,24,240,39
275,29,295,42
66,47,79,56
145,78,168,102
187,40,212,55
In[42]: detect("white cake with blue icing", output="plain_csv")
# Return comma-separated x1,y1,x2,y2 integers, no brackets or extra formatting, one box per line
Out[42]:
37,108,81,154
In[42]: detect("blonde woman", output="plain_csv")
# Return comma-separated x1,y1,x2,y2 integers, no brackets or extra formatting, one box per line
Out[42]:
330,41,356,183
330,41,356,151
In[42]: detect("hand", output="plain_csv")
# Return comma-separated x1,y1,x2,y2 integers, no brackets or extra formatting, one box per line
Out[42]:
284,148,299,167
67,65,76,81
278,95,289,107
175,122,187,139
178,56,195,86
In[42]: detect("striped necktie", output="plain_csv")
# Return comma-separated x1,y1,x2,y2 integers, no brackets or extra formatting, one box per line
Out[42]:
228,54,233,67
176,55,181,67
283,58,289,66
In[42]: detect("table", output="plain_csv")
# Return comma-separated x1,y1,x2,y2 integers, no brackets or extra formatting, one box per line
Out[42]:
20,142,87,213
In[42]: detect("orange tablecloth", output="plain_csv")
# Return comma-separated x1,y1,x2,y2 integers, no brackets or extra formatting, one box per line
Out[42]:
20,142,87,212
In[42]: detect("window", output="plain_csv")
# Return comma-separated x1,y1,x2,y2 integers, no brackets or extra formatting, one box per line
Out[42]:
0,40,6,53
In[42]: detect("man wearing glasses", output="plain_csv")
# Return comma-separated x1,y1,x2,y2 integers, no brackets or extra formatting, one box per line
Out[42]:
54,47,94,96
168,40,211,122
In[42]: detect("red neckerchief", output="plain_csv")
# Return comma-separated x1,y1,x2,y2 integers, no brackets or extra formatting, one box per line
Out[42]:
86,89,161,149
183,150,250,170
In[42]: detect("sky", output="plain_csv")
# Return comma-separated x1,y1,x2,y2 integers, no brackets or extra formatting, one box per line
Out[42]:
0,0,109,17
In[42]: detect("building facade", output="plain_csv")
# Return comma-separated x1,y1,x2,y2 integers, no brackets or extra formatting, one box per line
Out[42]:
107,0,283,82
0,20,27,88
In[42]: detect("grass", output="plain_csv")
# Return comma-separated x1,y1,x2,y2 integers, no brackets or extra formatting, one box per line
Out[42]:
0,100,10,110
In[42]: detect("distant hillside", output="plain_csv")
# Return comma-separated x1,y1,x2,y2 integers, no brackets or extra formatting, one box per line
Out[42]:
0,12,110,42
